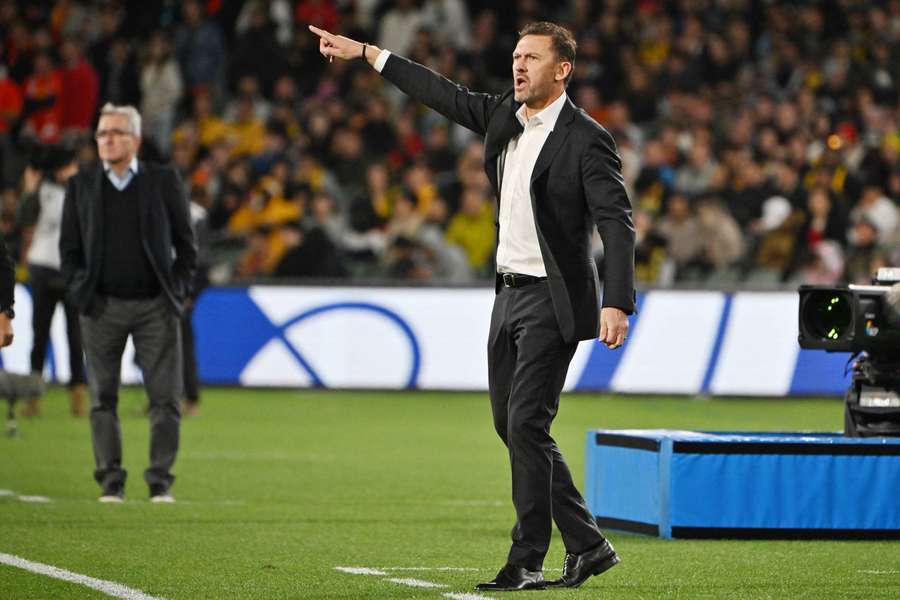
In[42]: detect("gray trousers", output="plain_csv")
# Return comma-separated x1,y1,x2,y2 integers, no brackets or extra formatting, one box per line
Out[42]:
81,295,182,492
0,371,44,400
488,282,605,569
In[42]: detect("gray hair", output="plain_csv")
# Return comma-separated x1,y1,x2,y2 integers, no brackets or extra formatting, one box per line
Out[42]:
99,103,142,137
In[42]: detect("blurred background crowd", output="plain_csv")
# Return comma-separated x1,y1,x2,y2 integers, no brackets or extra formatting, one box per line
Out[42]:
0,0,899,287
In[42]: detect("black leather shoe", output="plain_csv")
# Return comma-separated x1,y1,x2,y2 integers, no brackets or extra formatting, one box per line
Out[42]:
475,564,546,591
547,539,620,588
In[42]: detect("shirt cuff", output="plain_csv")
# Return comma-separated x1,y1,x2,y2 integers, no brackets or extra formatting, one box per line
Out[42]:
373,49,391,72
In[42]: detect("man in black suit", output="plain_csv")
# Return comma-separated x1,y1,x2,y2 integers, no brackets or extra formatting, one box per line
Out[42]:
0,230,44,436
0,233,14,348
60,103,196,503
310,21,634,591
1,232,22,434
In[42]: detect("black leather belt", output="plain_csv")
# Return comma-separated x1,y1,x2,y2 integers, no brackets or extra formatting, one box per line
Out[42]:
501,273,548,288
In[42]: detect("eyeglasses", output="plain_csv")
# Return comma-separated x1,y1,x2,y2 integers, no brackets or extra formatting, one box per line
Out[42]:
94,128,134,140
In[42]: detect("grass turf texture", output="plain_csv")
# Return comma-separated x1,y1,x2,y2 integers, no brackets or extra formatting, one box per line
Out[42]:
1,388,897,600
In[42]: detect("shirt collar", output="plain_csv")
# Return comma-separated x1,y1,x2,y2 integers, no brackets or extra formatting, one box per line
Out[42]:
515,91,568,130
103,157,139,176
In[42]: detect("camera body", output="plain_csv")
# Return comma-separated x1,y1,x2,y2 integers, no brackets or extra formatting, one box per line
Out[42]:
798,268,900,437
798,269,900,355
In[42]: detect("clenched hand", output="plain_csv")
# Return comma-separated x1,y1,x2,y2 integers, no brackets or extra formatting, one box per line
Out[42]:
599,307,628,350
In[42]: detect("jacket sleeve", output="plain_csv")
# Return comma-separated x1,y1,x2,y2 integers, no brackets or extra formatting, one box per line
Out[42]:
163,167,197,297
17,188,41,228
0,233,14,312
380,53,502,137
582,129,636,314
59,176,85,290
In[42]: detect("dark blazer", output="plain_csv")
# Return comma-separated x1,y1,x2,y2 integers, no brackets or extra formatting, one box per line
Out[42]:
381,54,636,343
0,233,14,312
59,162,197,316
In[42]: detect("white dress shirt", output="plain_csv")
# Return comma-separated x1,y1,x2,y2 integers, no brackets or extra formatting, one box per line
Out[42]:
373,49,392,71
495,91,567,276
103,156,139,191
374,50,567,276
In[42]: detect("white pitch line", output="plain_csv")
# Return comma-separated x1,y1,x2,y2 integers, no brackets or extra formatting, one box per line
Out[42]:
169,500,246,507
858,570,899,575
332,565,495,599
0,553,165,600
18,495,51,503
0,489,15,497
334,566,388,576
385,577,447,589
378,567,481,572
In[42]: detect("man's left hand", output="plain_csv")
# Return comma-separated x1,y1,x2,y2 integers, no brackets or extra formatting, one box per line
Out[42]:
599,307,628,350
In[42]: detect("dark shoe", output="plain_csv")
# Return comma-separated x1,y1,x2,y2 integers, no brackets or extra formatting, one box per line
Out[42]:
99,483,124,503
149,484,174,503
547,539,620,589
475,564,545,591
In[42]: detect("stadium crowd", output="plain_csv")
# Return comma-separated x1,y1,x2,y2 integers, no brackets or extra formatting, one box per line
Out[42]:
0,0,898,287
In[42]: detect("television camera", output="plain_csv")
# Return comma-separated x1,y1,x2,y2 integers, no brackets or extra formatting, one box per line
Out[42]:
798,267,900,436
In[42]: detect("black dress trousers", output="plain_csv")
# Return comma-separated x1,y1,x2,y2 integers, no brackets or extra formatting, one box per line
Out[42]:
487,280,605,569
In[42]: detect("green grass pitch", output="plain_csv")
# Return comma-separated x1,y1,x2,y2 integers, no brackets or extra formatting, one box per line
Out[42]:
1,387,898,599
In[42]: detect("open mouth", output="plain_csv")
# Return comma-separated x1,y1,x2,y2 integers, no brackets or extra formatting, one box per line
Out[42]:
514,76,528,91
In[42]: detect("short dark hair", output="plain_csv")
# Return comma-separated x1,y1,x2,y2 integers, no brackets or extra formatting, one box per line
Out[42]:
518,21,577,85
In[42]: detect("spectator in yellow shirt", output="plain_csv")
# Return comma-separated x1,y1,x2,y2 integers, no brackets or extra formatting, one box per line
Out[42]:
172,90,229,151
227,95,264,157
445,188,495,274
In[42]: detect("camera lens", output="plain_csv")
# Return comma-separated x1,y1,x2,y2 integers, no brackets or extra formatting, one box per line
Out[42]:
802,291,852,341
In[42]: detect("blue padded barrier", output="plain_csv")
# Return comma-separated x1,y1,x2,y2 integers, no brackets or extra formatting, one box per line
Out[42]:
586,430,900,539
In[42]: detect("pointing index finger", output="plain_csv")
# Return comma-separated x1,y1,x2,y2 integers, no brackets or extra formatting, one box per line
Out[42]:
308,25,331,40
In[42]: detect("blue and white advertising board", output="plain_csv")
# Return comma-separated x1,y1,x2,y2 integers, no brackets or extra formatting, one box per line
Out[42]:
0,284,852,396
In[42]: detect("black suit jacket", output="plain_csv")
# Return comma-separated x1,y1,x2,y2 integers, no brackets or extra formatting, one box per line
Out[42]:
59,162,197,316
0,233,14,313
381,54,636,343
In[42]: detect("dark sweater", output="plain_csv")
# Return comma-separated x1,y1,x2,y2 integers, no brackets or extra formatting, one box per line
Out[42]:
97,176,161,299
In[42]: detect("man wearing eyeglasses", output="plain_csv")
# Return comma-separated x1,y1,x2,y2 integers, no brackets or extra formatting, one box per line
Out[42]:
60,103,196,503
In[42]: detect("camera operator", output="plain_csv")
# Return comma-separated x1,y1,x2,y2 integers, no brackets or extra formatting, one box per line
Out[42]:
18,145,86,417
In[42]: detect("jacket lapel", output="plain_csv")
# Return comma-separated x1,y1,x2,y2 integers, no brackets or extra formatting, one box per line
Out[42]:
86,165,104,262
136,162,152,241
530,98,576,185
486,103,524,196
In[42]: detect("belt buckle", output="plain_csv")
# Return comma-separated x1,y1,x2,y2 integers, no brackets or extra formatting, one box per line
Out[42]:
502,273,515,288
